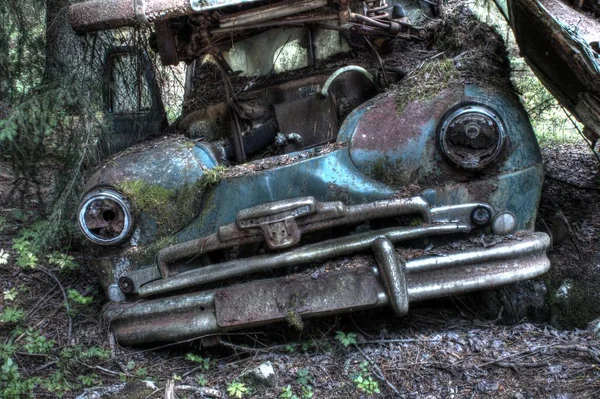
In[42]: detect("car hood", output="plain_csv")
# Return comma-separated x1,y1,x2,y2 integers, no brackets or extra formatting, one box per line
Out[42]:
506,0,600,140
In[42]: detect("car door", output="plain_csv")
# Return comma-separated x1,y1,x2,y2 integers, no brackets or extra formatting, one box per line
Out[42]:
102,46,168,156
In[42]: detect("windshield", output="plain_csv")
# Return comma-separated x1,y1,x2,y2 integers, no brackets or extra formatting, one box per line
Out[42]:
223,27,350,77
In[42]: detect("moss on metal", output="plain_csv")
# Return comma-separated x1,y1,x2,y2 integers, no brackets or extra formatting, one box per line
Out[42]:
371,157,403,186
117,166,228,238
286,310,304,331
394,58,460,112
393,6,513,112
199,165,228,190
129,236,177,267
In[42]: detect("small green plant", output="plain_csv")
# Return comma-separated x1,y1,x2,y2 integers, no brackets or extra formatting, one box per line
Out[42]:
1,357,41,398
67,289,93,306
0,343,17,359
185,353,211,371
335,331,357,347
22,328,55,354
353,374,380,395
227,381,249,398
42,370,74,396
296,368,312,385
285,343,297,353
280,385,298,399
134,367,148,379
80,346,111,360
77,373,100,387
301,340,315,352
11,237,31,254
294,368,314,398
47,252,78,272
0,249,9,265
16,251,37,268
11,209,28,223
3,288,17,301
195,374,208,386
0,307,25,324
15,221,49,251
0,216,6,232
359,361,369,373
301,385,314,398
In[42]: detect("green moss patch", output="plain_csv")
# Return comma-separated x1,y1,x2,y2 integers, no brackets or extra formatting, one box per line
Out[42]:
118,166,227,238
395,57,460,113
393,6,514,112
128,236,177,267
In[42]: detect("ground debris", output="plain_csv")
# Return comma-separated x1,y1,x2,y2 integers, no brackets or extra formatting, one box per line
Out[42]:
76,380,157,399
240,361,277,387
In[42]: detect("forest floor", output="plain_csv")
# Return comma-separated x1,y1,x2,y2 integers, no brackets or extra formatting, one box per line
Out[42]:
1,142,600,399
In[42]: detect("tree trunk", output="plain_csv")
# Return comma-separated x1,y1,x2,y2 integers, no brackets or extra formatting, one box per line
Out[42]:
44,0,83,84
0,4,11,111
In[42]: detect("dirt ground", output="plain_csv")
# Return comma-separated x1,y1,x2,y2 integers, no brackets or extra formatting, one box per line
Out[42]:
1,141,600,398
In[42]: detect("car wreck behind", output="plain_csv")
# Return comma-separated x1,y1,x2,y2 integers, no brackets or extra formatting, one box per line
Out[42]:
70,0,554,345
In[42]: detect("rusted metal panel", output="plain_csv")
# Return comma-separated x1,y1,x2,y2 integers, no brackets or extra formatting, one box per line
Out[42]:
69,0,195,32
274,96,339,149
214,267,382,327
154,20,179,65
108,291,217,345
219,0,328,28
348,88,464,185
69,0,137,32
508,0,600,138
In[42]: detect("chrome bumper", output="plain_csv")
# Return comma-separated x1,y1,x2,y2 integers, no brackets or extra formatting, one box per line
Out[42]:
106,232,550,345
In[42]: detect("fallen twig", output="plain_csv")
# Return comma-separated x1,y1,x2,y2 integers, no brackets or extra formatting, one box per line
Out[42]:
25,288,58,319
37,267,72,343
29,361,57,375
181,362,212,379
108,331,129,375
93,365,122,376
176,385,222,398
143,388,161,399
357,338,440,345
164,379,175,399
554,344,600,363
495,361,551,372
216,340,289,355
477,347,542,368
350,313,373,341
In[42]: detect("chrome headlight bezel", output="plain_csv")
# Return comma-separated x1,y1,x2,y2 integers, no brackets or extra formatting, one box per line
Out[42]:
77,188,134,246
438,104,507,170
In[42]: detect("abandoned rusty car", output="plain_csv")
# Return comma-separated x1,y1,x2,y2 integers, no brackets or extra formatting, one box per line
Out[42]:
66,0,574,345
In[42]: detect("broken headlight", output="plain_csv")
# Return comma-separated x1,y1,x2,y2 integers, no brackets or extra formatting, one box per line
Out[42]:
438,104,506,170
77,188,133,245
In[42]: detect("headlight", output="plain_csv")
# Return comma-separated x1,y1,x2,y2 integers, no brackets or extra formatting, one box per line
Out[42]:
77,188,133,245
438,104,506,170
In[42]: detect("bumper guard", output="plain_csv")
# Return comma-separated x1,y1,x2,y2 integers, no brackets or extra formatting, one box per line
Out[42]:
106,232,550,345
